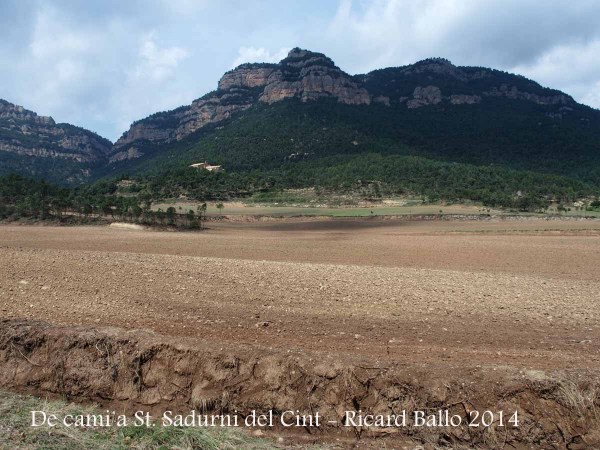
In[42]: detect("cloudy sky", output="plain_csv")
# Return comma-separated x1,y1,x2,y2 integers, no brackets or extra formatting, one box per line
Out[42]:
2,0,600,141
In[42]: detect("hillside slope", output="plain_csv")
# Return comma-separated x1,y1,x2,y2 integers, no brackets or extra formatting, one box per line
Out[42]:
2,47,599,205
109,48,600,186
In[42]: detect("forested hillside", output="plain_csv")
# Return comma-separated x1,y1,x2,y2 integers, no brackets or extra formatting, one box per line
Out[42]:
2,49,600,207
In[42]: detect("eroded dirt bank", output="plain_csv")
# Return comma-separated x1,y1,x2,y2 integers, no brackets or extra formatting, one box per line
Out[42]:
1,320,599,449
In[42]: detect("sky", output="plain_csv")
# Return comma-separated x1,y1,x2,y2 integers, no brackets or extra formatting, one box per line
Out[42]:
2,0,600,142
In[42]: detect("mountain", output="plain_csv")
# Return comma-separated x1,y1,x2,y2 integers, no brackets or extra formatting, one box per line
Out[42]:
110,48,370,161
0,99,112,184
2,47,600,206
108,48,600,185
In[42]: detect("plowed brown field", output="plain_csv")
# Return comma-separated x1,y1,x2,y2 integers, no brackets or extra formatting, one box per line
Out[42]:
1,218,600,448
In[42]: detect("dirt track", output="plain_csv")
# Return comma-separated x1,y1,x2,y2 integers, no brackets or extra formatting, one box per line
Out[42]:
1,219,600,448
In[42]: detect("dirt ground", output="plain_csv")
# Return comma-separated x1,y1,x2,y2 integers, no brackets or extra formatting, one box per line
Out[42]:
1,218,600,448
1,219,600,370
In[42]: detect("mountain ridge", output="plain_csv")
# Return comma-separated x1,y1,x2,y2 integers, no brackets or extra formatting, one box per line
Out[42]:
0,99,113,183
1,47,599,192
110,48,587,166
0,99,112,161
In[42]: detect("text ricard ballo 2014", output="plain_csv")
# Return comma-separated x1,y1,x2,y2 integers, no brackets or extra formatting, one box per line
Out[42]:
31,408,520,429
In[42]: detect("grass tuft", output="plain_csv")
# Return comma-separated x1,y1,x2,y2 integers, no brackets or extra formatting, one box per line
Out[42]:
0,390,283,450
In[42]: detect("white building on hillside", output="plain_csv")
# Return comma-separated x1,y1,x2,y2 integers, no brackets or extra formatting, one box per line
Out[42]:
189,161,223,172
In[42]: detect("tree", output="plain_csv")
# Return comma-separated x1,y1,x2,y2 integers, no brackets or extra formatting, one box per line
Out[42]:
139,192,152,211
197,203,207,229
166,206,177,225
131,205,143,222
156,208,165,224
82,203,93,218
101,201,113,218
186,209,197,228
143,210,155,224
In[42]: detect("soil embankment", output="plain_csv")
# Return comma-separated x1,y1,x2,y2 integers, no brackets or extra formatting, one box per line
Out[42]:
1,320,599,449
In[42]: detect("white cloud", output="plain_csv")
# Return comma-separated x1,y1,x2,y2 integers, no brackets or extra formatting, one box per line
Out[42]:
18,5,96,122
325,0,600,70
28,6,91,59
322,0,600,108
1,4,196,141
110,35,192,138
512,41,600,84
131,35,189,83
231,46,291,69
327,0,467,69
510,40,600,108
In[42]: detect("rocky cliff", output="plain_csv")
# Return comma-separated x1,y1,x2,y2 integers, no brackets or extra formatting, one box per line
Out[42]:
0,99,112,163
360,57,575,108
112,48,373,158
114,50,579,161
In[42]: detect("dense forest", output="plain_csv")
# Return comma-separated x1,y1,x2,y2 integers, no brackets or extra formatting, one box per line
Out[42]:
2,148,599,225
3,98,600,219
115,153,594,210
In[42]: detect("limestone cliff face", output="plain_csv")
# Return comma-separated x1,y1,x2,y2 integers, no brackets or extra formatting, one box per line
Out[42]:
0,101,55,125
449,94,482,105
113,48,371,156
258,49,371,105
403,57,470,81
217,66,276,90
108,146,143,164
407,86,443,108
113,90,256,154
111,122,175,149
404,87,482,108
176,94,255,139
113,50,578,156
0,99,112,163
483,84,572,105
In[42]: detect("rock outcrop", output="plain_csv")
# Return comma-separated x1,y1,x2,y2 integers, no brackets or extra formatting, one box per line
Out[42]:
113,90,257,151
407,86,443,108
217,65,276,90
113,49,579,157
0,99,112,163
258,48,370,105
108,146,143,164
484,84,572,105
449,94,481,105
0,102,55,125
407,86,483,108
113,48,371,155
404,57,469,81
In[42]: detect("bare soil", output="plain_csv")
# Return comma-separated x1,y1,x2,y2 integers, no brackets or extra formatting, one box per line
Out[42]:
1,218,600,449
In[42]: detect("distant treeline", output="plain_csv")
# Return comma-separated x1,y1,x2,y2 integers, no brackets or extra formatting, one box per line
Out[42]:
0,174,205,228
119,153,597,212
